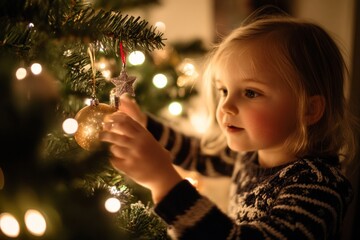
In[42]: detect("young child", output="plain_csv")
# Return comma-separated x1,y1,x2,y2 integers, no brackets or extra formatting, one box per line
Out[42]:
100,11,357,240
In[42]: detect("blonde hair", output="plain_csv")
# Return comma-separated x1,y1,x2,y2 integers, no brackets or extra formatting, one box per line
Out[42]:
201,15,357,162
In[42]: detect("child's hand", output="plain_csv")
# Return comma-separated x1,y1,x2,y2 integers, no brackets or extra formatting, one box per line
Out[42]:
100,112,182,203
118,94,147,128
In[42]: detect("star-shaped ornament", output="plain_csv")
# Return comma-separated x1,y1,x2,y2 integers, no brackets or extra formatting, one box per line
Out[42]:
111,70,137,97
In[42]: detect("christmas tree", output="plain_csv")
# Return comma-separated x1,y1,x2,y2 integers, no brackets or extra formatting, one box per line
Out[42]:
0,0,202,239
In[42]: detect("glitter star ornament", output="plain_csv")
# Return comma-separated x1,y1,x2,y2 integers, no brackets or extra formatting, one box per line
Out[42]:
111,69,136,97
110,69,136,109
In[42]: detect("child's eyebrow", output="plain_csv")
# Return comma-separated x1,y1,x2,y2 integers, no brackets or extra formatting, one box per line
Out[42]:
242,78,268,85
214,78,268,86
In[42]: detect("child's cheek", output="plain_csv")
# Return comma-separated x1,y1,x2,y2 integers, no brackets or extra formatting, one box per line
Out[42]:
247,111,286,140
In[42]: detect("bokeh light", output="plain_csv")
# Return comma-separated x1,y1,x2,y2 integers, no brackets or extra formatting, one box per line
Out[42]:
152,73,168,89
128,51,145,65
24,209,47,236
62,118,79,135
15,68,27,80
168,101,183,116
30,63,42,75
0,213,20,238
105,197,121,213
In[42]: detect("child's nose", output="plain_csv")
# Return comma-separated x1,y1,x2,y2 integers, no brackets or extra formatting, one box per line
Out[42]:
220,97,238,115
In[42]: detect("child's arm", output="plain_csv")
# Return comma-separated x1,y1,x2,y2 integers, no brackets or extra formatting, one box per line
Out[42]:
100,111,349,239
117,95,235,177
100,111,182,203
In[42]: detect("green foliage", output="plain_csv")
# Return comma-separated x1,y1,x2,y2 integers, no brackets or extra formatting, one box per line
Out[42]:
117,202,170,240
0,0,171,239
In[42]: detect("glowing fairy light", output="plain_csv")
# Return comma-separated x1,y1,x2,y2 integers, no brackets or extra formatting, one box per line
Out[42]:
128,51,145,66
15,67,27,80
182,62,196,76
154,21,166,33
152,73,168,89
30,63,42,75
0,213,20,238
168,101,183,116
104,197,121,213
98,62,106,69
24,209,46,236
84,98,92,106
62,118,78,135
28,22,34,28
101,70,111,80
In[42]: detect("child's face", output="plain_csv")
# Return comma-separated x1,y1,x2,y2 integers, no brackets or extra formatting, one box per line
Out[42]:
215,44,298,156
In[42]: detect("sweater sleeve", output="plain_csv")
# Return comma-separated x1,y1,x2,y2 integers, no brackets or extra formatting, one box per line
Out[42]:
146,114,235,177
154,179,236,240
154,159,353,240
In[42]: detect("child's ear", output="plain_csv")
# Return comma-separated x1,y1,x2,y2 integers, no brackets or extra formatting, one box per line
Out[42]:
305,95,325,125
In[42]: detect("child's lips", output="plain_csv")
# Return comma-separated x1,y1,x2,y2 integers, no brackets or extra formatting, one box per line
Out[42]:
225,124,243,132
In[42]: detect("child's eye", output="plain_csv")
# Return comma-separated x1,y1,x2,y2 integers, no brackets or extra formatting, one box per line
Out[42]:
244,89,259,98
217,88,228,97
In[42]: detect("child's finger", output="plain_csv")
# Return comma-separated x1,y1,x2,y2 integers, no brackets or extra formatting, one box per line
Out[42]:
105,112,143,137
99,131,132,147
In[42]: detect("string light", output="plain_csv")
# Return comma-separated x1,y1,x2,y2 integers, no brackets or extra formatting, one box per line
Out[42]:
101,70,111,80
152,73,168,89
30,63,42,75
104,197,121,213
15,67,27,80
168,101,183,116
24,209,46,236
84,98,92,106
128,51,145,66
154,21,166,33
0,213,20,238
182,62,196,76
62,118,78,135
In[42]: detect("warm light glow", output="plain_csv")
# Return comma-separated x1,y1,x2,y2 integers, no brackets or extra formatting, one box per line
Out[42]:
84,98,92,106
128,51,145,65
152,73,168,89
105,197,121,213
24,209,46,236
30,63,42,75
168,101,183,116
98,62,106,69
154,21,166,32
28,22,34,28
182,62,196,76
189,113,208,134
101,70,111,80
185,177,198,187
62,118,78,135
15,67,27,80
0,213,20,238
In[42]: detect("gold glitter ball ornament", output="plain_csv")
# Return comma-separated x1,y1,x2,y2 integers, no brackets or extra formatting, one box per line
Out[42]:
74,103,116,151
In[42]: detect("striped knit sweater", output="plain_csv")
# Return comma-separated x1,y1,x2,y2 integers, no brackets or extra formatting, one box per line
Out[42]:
147,116,353,240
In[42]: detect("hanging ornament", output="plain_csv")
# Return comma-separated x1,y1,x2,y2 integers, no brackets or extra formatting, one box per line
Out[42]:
74,44,115,151
110,42,137,109
74,98,115,151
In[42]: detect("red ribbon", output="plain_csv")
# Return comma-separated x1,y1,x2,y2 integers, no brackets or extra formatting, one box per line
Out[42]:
119,42,126,67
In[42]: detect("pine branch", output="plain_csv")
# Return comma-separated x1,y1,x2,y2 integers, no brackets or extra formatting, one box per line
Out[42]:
117,202,170,240
1,0,165,52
